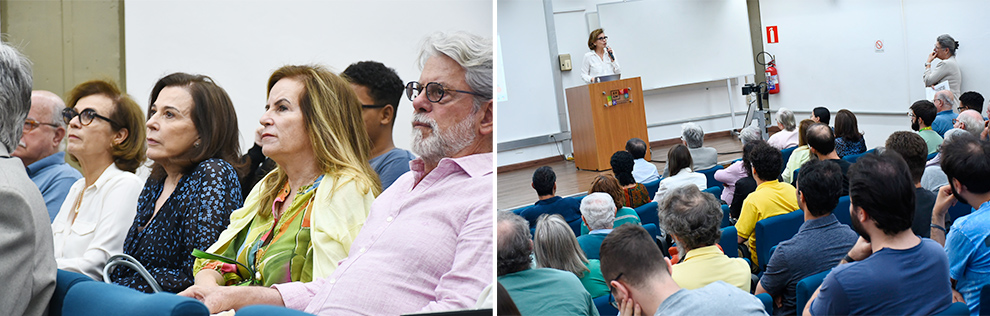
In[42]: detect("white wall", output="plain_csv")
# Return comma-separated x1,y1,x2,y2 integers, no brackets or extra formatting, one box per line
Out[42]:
125,0,493,155
497,0,753,167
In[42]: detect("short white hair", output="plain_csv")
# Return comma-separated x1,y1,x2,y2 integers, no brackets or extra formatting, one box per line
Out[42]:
957,110,984,136
776,108,796,131
0,42,33,152
417,31,493,112
739,120,762,145
580,192,616,230
681,122,705,148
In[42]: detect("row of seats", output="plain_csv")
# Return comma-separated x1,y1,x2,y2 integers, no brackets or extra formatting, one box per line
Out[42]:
52,269,307,316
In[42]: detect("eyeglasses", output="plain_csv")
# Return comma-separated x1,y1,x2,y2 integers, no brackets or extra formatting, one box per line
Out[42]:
405,81,485,103
598,36,608,41
361,104,389,109
957,106,967,112
62,107,120,128
907,112,916,118
608,272,624,309
23,118,59,132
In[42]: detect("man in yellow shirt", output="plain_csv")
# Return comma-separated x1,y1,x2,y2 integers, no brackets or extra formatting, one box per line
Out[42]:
736,141,799,266
660,185,751,292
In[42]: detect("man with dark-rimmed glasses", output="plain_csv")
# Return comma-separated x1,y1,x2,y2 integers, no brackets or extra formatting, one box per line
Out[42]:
12,90,81,221
600,224,766,316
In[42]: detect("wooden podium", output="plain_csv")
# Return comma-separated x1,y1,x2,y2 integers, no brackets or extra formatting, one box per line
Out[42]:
565,77,650,171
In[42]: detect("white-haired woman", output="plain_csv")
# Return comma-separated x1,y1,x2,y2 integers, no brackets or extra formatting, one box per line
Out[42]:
767,108,798,150
534,214,608,298
715,125,762,204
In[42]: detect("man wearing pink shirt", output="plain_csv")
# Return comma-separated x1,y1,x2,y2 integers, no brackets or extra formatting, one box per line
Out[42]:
181,31,494,315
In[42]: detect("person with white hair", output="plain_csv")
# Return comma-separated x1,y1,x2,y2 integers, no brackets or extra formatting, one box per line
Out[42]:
663,122,718,177
932,90,959,137
11,90,81,221
954,109,985,136
0,40,56,316
576,192,617,260
767,108,798,150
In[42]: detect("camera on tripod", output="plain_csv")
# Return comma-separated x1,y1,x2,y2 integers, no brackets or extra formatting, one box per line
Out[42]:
741,83,763,95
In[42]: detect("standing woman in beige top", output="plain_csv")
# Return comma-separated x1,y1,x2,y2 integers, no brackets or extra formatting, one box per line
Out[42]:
923,34,961,97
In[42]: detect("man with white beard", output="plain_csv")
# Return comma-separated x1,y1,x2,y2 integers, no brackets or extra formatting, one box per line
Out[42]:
180,31,494,315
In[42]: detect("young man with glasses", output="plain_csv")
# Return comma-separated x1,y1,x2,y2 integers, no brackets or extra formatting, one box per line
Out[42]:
12,90,81,221
600,224,766,316
342,61,416,190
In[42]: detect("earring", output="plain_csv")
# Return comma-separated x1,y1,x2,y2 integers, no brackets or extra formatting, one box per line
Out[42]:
194,141,201,147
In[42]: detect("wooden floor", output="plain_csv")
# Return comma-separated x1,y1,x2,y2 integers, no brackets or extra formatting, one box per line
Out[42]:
498,135,745,210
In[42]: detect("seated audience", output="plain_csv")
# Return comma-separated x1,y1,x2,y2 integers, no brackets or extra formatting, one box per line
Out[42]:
811,106,830,125
660,185,750,291
179,31,493,314
806,152,952,315
729,141,761,220
663,122,718,177
767,107,798,150
576,193,617,259
736,141,798,266
600,225,766,316
0,41,56,316
111,73,244,293
909,99,943,154
581,174,640,235
755,159,857,316
342,61,416,190
13,90,81,221
954,109,985,136
884,132,936,238
921,128,966,193
804,123,850,194
53,80,146,281
654,144,706,204
627,137,659,183
781,119,816,184
183,66,378,295
611,150,651,208
534,214,609,298
958,91,984,118
716,124,761,205
519,166,582,231
498,211,598,316
931,132,990,315
932,90,958,137
833,109,866,157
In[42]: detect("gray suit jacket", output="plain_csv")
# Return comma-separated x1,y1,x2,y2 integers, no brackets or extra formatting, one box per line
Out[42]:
662,146,719,177
0,146,56,316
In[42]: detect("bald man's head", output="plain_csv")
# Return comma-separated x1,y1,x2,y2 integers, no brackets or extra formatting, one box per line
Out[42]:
935,90,957,112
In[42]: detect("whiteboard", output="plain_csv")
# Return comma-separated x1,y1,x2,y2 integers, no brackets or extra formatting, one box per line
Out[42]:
597,0,755,90
760,0,990,114
496,0,564,142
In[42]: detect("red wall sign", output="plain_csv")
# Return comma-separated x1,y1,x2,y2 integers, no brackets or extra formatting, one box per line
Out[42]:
766,26,778,44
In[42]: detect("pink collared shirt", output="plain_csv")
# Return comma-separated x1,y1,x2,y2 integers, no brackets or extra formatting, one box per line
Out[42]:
273,153,493,315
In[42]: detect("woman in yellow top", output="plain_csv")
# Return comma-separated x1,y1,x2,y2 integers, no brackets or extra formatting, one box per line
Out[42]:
181,65,380,293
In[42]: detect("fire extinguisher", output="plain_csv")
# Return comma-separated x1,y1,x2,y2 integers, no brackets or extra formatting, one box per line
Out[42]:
761,52,780,94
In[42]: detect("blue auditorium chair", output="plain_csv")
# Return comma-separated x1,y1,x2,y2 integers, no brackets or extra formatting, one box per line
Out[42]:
795,269,830,314
754,210,803,272
720,226,739,258
635,201,659,228
60,280,208,316
697,165,725,189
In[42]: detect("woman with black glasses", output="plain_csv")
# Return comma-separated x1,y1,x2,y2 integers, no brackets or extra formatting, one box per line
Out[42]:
51,79,147,281
581,28,621,84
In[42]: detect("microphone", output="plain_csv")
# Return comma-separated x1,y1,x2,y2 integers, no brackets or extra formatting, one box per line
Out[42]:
607,46,615,61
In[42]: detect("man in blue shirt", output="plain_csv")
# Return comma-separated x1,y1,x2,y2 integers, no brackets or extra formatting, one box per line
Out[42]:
756,159,857,316
932,90,959,137
342,61,416,190
806,153,952,316
518,166,582,233
932,132,990,315
12,90,81,221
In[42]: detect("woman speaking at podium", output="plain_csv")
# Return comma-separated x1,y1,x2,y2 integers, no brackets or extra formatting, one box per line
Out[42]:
581,28,621,84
